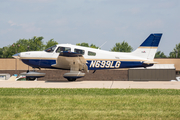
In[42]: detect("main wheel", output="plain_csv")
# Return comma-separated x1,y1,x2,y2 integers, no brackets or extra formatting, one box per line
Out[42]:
67,78,77,81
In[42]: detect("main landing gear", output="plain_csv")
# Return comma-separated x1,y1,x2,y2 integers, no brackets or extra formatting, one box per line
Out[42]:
63,71,85,81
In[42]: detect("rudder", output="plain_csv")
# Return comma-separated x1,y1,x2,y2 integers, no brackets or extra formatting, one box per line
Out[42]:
140,33,162,47
131,33,162,60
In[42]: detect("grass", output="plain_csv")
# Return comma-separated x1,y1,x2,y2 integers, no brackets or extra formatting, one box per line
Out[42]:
0,88,180,120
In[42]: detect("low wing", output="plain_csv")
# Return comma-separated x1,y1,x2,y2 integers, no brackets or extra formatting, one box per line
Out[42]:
52,52,88,81
52,52,88,72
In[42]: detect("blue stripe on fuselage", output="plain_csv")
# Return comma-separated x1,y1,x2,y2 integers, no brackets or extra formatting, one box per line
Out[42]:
22,59,56,68
21,59,153,70
86,60,152,70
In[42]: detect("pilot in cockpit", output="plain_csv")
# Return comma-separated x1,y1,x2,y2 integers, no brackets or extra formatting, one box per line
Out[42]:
60,47,65,52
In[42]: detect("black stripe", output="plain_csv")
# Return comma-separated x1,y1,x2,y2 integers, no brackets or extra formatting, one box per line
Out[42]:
59,52,82,57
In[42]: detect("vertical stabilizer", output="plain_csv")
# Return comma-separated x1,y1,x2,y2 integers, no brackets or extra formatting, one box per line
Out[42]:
131,33,162,60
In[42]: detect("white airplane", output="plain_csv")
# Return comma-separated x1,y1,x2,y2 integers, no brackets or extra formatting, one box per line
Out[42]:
13,33,162,81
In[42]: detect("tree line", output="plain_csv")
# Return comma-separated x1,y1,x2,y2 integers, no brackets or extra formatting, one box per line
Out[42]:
77,41,180,58
0,36,179,58
0,36,58,58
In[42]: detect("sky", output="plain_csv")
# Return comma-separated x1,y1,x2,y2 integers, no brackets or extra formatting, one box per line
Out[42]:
0,0,180,55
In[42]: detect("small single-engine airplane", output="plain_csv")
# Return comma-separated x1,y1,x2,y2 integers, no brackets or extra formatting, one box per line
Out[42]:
13,33,162,81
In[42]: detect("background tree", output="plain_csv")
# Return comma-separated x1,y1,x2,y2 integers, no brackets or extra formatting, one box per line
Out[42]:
45,39,58,49
76,43,89,47
155,51,167,58
15,39,30,52
90,44,99,49
169,43,180,58
0,48,3,58
76,43,99,49
111,41,133,52
0,46,17,58
0,36,55,58
28,36,44,51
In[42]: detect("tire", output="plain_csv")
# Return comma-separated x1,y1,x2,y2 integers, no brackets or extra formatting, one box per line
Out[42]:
67,78,76,81
26,77,36,81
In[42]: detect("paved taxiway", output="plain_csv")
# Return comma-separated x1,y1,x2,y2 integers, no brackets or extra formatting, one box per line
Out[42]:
0,81,180,89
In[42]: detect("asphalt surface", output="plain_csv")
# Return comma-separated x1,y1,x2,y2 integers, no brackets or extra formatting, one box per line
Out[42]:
0,80,180,89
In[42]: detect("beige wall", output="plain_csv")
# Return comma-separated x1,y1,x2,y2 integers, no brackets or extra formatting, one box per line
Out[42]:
0,59,33,70
154,58,180,71
0,58,180,71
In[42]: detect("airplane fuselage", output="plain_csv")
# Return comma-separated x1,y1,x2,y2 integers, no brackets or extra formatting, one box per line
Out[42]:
19,44,153,70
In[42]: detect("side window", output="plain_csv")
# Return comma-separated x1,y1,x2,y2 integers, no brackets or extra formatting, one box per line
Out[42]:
56,47,71,53
74,49,85,55
88,51,96,56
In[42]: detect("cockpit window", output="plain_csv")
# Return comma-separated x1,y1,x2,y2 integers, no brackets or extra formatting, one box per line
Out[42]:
45,45,57,52
56,47,71,53
74,48,85,55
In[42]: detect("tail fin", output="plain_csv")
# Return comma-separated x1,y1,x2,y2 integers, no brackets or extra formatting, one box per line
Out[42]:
131,33,162,60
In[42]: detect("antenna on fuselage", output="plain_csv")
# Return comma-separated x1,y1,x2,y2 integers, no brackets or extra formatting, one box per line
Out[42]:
99,41,107,49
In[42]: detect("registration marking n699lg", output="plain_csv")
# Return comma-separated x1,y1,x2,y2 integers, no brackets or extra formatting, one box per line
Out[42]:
89,60,121,68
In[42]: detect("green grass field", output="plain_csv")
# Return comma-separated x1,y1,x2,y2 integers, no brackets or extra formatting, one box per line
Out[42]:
0,88,180,120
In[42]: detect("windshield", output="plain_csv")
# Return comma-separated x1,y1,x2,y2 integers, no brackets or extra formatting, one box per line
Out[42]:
45,45,57,52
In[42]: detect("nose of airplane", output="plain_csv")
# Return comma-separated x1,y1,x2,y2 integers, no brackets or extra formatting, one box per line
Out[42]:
12,53,21,59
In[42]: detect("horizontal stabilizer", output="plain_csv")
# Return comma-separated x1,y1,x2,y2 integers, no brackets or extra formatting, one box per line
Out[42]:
143,61,158,65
